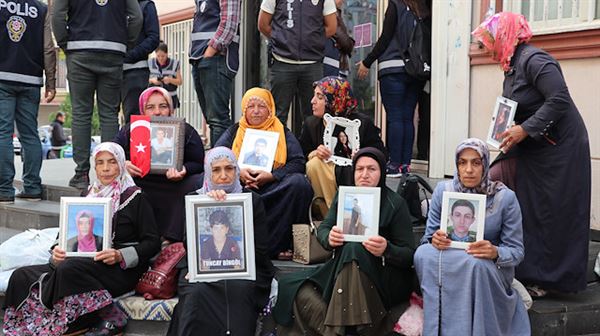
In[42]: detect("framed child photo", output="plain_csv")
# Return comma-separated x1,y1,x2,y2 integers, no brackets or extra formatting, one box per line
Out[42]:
185,193,256,282
440,192,486,249
238,129,280,172
58,197,113,257
149,116,185,174
487,96,517,149
323,113,361,166
336,186,380,242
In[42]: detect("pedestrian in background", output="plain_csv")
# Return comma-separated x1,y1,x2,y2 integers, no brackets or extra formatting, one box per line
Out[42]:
323,0,354,78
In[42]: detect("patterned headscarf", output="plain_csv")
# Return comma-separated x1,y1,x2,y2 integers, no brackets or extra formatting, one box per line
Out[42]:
139,87,174,116
88,142,137,215
452,138,504,196
75,210,97,252
313,76,358,117
198,146,243,194
472,12,533,72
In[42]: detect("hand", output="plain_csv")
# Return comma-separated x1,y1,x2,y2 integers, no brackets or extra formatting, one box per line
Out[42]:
44,89,56,103
125,160,142,177
207,189,227,201
51,246,66,265
356,61,369,80
466,240,498,260
161,77,171,85
252,170,275,188
499,125,527,153
328,226,345,248
239,168,256,187
315,145,332,160
149,78,162,86
431,230,451,250
362,235,387,257
94,249,123,265
203,46,218,58
166,166,187,181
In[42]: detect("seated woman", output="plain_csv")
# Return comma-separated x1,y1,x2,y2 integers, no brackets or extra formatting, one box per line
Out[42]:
414,138,530,335
2,143,161,336
272,147,415,335
114,87,205,242
214,88,313,259
300,76,386,209
167,147,275,336
66,210,103,252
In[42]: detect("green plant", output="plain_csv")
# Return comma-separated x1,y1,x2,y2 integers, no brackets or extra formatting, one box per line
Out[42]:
49,93,100,136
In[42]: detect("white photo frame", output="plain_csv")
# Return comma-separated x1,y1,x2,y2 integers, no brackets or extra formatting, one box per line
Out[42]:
440,192,487,249
336,186,380,242
323,113,361,166
238,129,280,172
59,197,113,257
487,96,518,149
185,193,256,282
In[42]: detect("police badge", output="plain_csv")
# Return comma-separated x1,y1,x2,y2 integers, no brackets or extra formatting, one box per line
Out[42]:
200,1,207,13
95,0,109,6
311,0,319,5
6,16,27,43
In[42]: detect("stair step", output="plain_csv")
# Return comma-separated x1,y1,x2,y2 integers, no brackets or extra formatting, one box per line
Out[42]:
0,199,59,231
124,320,170,336
13,180,81,203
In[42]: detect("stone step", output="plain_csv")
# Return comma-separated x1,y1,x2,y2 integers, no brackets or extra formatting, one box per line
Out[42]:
0,199,59,231
13,179,81,203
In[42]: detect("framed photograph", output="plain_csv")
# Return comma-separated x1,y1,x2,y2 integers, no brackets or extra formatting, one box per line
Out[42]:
323,113,361,166
185,194,256,282
487,96,518,149
440,192,487,249
238,129,280,172
336,186,380,242
150,116,185,174
58,197,113,257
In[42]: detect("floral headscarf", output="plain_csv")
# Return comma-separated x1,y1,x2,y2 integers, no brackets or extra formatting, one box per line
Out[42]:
138,87,174,116
472,12,533,72
313,76,358,117
198,146,243,194
452,138,505,196
75,210,97,252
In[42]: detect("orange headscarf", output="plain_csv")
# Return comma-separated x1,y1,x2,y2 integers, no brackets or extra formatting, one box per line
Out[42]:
232,88,287,169
472,12,533,72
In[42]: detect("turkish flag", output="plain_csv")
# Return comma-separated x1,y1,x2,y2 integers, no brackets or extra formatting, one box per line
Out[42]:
130,115,151,178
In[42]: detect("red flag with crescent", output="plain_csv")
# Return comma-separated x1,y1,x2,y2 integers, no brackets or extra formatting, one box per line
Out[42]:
130,115,151,177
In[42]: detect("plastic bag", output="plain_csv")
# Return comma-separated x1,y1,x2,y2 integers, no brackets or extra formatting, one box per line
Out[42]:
0,269,15,293
0,228,58,272
394,292,424,336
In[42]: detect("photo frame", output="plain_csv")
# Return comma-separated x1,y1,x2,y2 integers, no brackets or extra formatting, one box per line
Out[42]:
440,192,487,249
238,129,279,172
323,113,361,166
59,197,113,257
336,186,380,242
150,116,185,174
486,96,518,149
185,193,256,282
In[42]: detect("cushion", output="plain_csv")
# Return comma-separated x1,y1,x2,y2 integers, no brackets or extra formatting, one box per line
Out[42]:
116,295,179,321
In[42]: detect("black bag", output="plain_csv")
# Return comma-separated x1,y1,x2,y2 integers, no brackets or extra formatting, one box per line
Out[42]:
397,173,433,226
402,17,431,81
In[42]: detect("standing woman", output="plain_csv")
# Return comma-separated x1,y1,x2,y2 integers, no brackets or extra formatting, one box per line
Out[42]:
357,0,429,176
473,12,591,295
149,42,182,111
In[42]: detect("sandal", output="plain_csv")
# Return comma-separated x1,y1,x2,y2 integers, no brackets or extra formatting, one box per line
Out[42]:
277,250,293,261
526,285,548,298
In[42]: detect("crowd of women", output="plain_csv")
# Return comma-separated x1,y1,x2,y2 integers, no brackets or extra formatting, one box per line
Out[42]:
1,10,591,336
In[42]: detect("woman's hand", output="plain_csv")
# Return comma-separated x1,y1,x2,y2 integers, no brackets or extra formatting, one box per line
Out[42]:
239,168,254,186
51,246,66,265
207,189,227,201
356,61,369,80
166,166,187,181
499,125,528,153
125,160,142,177
240,169,273,189
161,77,171,85
431,230,451,250
467,240,498,260
95,249,123,266
149,78,162,86
363,235,387,257
328,226,345,248
252,170,275,187
315,145,332,160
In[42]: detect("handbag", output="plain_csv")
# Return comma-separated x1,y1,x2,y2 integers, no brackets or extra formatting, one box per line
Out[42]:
135,242,186,300
292,197,333,265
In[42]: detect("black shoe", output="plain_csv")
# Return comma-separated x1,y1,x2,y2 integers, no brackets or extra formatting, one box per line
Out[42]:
83,320,125,336
15,191,42,201
0,195,15,204
69,172,90,189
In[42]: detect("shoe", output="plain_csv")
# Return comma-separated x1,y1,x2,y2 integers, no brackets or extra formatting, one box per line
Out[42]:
69,172,90,189
15,191,42,201
0,195,15,204
401,164,411,174
386,163,402,178
83,320,125,336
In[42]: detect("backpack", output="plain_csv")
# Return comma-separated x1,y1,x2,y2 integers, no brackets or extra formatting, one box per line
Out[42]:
397,173,433,226
402,17,431,81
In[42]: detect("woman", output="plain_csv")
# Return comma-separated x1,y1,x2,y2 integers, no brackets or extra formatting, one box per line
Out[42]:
333,130,352,158
473,12,591,295
167,147,275,336
414,138,530,335
114,87,205,242
2,143,161,336
149,42,182,110
357,0,429,176
272,147,415,335
67,210,103,253
299,76,386,208
215,88,313,259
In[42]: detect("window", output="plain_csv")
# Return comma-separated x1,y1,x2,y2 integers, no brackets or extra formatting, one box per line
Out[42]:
504,0,600,33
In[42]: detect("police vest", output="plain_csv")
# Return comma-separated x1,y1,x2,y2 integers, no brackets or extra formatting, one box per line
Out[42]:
377,0,416,77
66,0,128,55
124,0,153,71
189,0,240,73
271,0,326,62
0,0,46,86
323,37,342,77
149,57,179,98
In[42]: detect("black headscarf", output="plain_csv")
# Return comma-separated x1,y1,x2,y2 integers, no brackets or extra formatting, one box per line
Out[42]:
351,147,387,189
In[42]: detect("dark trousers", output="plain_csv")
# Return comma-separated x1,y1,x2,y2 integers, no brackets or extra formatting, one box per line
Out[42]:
416,88,430,160
121,68,150,122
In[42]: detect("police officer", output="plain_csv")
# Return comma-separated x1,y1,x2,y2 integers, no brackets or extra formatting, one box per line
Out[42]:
53,0,142,189
323,0,354,78
0,0,56,203
149,42,182,110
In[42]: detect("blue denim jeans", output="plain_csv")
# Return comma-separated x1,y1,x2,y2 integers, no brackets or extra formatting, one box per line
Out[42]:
191,55,234,147
0,82,42,197
380,72,423,166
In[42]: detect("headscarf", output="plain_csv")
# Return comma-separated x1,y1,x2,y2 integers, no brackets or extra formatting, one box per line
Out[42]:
352,147,387,189
88,142,137,215
313,76,358,117
452,138,505,196
471,12,533,72
198,146,243,194
232,88,287,169
75,210,96,252
138,86,174,116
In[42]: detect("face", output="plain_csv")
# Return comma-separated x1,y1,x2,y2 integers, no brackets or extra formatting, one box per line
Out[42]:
156,129,165,140
450,205,475,237
311,87,326,118
354,156,381,187
95,151,120,186
245,98,270,126
144,92,171,117
255,142,266,155
457,148,484,188
338,131,348,144
156,50,168,65
57,114,65,122
77,217,91,235
211,157,236,186
211,223,229,241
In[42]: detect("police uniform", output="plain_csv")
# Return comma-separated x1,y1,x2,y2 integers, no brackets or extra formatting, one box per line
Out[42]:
149,57,181,109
